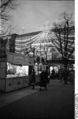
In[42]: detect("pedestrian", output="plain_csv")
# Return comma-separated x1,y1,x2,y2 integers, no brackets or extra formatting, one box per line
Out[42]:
52,68,55,79
39,69,49,91
46,68,50,84
30,69,35,89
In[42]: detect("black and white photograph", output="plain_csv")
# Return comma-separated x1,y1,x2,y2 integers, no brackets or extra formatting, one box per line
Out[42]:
0,0,75,119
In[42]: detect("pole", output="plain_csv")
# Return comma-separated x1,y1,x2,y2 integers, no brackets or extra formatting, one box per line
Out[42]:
40,39,41,63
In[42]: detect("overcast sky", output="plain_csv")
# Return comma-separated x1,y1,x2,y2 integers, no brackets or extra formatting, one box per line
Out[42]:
10,0,74,34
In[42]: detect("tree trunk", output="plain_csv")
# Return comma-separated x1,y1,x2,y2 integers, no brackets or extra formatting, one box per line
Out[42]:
62,57,69,84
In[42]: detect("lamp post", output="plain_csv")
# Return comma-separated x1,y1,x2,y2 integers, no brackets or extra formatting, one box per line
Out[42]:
21,27,24,54
40,39,42,63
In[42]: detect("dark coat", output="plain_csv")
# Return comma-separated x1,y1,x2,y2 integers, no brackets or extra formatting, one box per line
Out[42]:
39,70,49,87
30,70,35,84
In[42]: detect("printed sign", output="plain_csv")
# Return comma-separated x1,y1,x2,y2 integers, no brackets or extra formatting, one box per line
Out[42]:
7,52,34,65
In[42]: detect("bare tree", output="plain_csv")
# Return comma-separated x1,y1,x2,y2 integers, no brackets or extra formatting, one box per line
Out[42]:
52,12,75,68
0,0,17,20
0,0,17,36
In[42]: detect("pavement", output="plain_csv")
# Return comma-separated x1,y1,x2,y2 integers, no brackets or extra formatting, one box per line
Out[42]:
0,79,74,119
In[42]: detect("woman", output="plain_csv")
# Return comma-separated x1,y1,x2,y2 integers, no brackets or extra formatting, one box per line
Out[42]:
39,69,49,91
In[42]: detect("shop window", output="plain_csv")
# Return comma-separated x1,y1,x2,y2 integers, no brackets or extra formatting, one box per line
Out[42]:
7,62,29,78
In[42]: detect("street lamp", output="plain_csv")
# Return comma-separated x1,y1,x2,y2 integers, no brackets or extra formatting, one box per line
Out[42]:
40,38,42,63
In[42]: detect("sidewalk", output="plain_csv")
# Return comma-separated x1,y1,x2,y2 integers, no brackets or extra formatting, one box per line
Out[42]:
0,85,40,108
0,79,74,119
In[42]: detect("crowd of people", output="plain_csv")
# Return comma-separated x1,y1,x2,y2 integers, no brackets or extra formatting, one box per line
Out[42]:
29,65,74,91
29,66,50,91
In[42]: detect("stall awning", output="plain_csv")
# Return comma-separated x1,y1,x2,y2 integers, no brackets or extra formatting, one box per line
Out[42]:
7,52,34,65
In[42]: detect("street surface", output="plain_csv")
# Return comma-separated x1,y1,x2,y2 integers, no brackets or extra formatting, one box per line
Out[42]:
0,79,74,119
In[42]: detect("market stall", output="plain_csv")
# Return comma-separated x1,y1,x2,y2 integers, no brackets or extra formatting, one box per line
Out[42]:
0,52,34,92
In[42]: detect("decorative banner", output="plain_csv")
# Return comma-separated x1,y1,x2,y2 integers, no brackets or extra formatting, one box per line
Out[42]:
7,52,34,65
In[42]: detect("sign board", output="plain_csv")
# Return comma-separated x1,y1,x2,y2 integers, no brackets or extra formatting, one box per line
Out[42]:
7,52,34,65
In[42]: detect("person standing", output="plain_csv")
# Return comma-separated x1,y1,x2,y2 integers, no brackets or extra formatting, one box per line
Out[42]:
30,69,36,89
39,69,49,91
52,68,55,79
